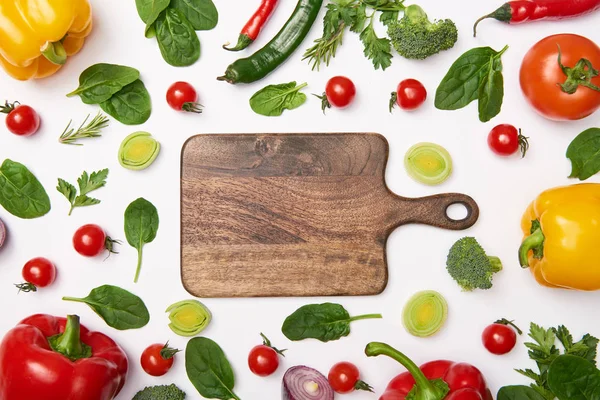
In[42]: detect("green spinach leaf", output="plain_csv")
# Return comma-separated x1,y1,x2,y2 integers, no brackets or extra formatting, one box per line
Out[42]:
497,386,547,400
186,337,240,400
62,285,150,330
124,198,159,283
566,128,600,181
67,64,140,104
249,82,307,116
171,0,218,31
135,0,171,31
282,303,382,342
435,45,508,122
548,355,600,400
0,159,50,219
478,55,504,122
99,80,152,125
155,8,201,67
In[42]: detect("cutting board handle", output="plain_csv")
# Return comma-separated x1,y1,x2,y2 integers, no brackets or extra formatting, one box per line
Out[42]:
401,193,480,231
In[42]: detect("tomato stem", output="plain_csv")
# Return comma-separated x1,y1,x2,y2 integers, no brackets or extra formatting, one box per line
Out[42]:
389,92,398,113
557,44,600,94
260,333,286,356
0,101,18,114
14,282,37,293
354,380,374,392
160,341,181,360
495,318,523,335
313,92,331,114
518,129,530,158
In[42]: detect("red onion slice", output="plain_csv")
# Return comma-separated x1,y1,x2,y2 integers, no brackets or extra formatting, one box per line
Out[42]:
282,366,334,400
0,218,5,249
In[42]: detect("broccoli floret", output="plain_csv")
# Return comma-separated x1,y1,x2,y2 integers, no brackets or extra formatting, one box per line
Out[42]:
446,237,502,291
132,384,186,400
387,4,458,60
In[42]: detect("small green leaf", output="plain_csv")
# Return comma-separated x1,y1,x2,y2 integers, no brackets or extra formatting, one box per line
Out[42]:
57,169,108,215
73,195,101,207
359,22,392,71
135,0,171,28
57,178,77,204
566,128,600,181
548,355,600,400
99,80,152,125
67,64,140,104
171,0,218,31
77,168,109,195
478,55,504,122
497,386,547,400
155,8,201,67
124,198,159,283
0,159,51,219
249,82,308,117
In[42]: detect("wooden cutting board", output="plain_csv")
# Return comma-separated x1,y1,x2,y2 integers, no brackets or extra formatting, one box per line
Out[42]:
181,133,479,298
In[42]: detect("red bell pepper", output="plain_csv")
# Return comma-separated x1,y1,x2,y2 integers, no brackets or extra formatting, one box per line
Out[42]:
365,342,492,400
0,314,128,400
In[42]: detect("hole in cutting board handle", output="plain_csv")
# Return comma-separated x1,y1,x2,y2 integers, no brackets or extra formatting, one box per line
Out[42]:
446,202,469,221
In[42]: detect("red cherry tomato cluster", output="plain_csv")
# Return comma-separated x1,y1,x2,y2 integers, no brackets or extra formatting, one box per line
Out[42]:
482,319,522,355
248,333,286,377
328,361,372,394
15,257,56,293
1,101,40,136
140,342,180,377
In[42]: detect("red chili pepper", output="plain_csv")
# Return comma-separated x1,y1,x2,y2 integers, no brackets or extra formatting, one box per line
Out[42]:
223,0,279,51
474,0,600,36
366,342,491,400
0,314,128,400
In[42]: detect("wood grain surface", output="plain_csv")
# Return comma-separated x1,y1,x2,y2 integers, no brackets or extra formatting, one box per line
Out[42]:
181,133,479,298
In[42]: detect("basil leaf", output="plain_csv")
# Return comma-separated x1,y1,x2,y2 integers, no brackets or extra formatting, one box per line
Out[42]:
497,386,547,400
249,82,308,116
186,337,241,400
171,0,218,31
62,285,150,330
0,159,50,219
478,55,504,122
135,0,171,29
99,80,152,125
566,128,600,181
67,64,140,104
282,303,382,342
124,198,159,283
548,355,600,400
155,8,201,67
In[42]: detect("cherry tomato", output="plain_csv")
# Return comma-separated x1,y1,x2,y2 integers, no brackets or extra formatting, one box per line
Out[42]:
166,81,203,113
393,79,427,111
248,333,284,377
328,361,372,394
73,224,119,257
446,388,484,400
487,124,529,157
2,102,40,136
17,257,56,292
482,320,521,355
520,34,600,121
140,343,179,377
320,76,356,111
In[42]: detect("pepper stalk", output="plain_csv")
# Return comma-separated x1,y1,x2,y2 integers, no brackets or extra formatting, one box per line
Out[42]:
47,315,92,361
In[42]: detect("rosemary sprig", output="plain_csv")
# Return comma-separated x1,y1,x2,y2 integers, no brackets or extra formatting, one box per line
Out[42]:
59,112,109,145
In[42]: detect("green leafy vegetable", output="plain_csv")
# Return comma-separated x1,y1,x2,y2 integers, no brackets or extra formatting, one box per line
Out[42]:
133,384,186,400
99,79,152,125
62,285,150,330
446,237,502,291
186,337,241,400
497,386,547,400
249,81,307,116
0,159,51,219
566,128,600,181
282,303,382,342
59,112,110,145
402,290,448,337
513,323,599,400
171,0,218,31
435,45,508,122
66,64,140,104
124,198,159,283
155,8,201,67
56,169,108,216
548,355,600,400
359,19,392,71
135,0,171,32
387,4,457,60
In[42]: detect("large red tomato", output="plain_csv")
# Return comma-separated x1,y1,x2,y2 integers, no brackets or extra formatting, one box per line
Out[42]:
520,34,600,121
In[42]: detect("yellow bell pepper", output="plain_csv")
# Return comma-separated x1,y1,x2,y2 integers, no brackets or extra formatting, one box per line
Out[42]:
519,183,600,291
0,0,92,80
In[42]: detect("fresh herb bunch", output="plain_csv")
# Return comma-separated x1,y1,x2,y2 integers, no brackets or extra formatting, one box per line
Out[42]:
515,323,599,399
57,169,109,216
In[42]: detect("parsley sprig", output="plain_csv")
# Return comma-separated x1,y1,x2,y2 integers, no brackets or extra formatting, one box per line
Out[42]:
57,169,109,216
303,0,405,71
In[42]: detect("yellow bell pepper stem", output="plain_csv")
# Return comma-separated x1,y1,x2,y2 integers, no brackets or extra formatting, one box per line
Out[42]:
519,225,545,268
40,41,67,65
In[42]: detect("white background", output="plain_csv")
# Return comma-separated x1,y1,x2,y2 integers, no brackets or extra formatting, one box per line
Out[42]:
1,0,600,398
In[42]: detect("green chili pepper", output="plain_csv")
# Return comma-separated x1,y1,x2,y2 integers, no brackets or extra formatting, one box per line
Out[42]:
217,0,323,84
118,131,160,171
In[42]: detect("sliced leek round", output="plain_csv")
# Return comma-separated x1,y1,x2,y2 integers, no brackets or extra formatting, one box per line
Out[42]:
118,131,160,170
402,290,448,337
165,299,212,337
404,142,452,185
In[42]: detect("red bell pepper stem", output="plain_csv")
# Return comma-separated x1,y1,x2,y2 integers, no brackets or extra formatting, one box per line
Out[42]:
48,315,92,361
365,342,446,400
223,0,278,51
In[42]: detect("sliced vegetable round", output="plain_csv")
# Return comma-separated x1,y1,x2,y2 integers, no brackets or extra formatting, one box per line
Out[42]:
118,131,160,170
0,218,5,249
166,299,211,337
404,142,453,185
402,290,448,337
282,365,334,400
